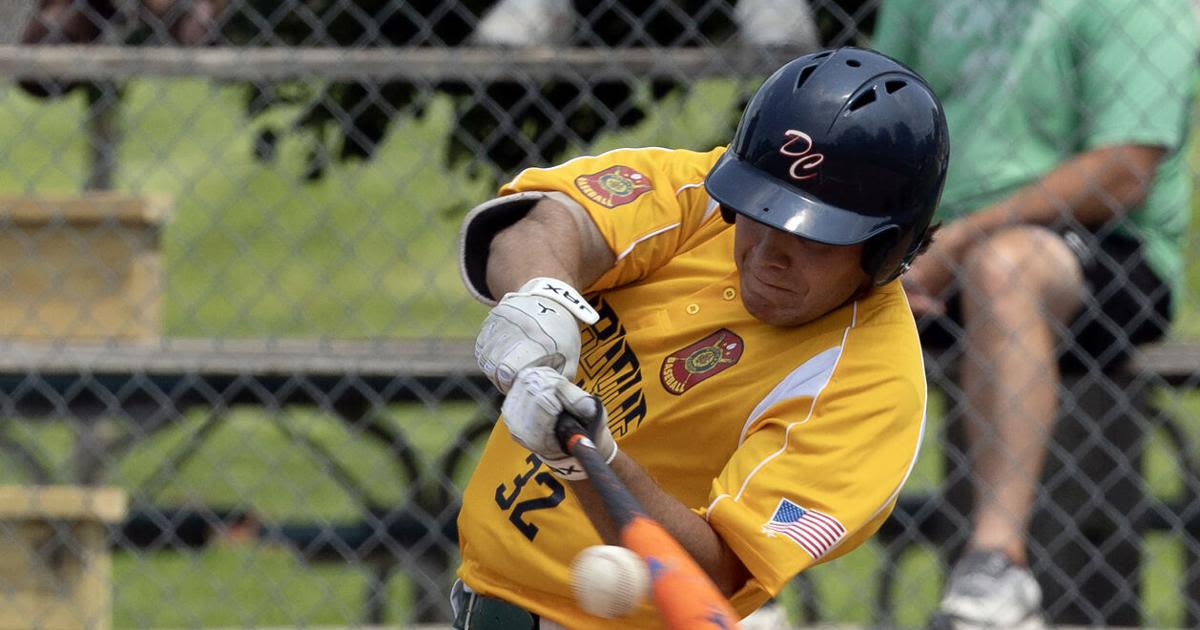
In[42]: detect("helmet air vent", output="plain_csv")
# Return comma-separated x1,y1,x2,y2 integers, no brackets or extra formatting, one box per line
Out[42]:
848,87,877,112
702,47,950,286
795,64,818,90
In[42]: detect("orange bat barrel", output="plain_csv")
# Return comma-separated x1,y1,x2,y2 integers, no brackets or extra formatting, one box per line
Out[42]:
622,516,742,629
557,410,742,629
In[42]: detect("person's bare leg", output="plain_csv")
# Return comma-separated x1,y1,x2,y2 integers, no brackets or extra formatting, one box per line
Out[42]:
958,227,1084,565
142,0,228,44
19,0,118,97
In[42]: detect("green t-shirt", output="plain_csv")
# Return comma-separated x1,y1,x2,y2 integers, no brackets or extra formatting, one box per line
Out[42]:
874,0,1198,288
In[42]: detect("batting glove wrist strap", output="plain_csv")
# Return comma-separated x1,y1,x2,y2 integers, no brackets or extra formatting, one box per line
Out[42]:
540,442,618,481
515,277,599,325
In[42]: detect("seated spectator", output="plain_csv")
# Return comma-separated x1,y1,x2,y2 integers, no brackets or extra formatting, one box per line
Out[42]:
873,1,1198,628
19,0,226,96
22,0,225,47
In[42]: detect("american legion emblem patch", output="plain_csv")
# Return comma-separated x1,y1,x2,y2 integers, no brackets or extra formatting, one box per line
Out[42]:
660,329,744,395
574,165,653,208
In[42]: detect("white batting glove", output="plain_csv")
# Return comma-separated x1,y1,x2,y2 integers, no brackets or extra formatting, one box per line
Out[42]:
501,367,617,480
475,276,600,393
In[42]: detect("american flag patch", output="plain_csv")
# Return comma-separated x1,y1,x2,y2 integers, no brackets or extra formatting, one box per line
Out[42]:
762,498,846,559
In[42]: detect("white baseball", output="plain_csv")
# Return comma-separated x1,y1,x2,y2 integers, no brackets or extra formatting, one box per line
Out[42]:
569,544,650,618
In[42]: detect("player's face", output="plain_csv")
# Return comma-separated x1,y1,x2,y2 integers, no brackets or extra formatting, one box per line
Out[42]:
732,214,869,326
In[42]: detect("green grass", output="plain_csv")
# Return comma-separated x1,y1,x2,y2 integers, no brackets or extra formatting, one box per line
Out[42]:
117,547,371,628
107,407,433,628
0,78,748,339
0,402,484,626
0,76,748,628
4,383,1195,626
1,77,1199,627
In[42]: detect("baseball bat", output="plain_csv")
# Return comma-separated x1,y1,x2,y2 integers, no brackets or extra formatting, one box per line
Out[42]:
555,410,742,630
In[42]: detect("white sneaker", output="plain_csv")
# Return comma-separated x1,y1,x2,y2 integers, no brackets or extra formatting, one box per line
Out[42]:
740,601,793,630
928,550,1048,630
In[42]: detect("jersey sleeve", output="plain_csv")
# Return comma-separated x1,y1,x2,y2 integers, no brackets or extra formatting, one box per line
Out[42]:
1078,0,1199,151
701,323,927,595
498,147,726,292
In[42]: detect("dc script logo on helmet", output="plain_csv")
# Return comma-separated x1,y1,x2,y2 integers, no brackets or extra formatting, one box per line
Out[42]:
779,130,824,181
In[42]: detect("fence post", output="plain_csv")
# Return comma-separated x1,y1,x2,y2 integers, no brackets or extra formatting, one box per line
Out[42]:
0,485,128,630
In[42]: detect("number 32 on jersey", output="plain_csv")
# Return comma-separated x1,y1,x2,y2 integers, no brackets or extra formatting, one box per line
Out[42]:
494,454,565,541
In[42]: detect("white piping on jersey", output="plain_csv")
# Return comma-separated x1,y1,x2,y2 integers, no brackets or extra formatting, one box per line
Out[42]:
507,146,678,189
844,291,929,528
673,182,721,225
704,302,856,519
616,223,681,261
736,343,844,446
508,152,720,264
676,180,720,226
702,197,721,224
814,291,928,558
613,177,718,260
703,297,927,564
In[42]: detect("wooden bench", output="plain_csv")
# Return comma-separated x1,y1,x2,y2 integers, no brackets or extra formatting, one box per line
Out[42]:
0,193,170,341
0,485,128,630
2,337,1196,625
0,337,495,624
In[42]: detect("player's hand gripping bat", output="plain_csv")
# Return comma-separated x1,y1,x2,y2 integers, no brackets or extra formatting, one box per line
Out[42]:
555,410,743,630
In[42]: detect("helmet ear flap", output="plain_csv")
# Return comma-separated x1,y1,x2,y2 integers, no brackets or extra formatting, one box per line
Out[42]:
720,204,736,224
862,221,938,285
862,231,897,285
862,228,913,286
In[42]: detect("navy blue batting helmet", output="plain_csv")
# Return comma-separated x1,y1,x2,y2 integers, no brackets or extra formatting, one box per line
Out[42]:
705,47,950,286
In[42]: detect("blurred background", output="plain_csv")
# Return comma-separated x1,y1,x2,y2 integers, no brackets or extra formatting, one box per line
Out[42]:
0,1,1196,628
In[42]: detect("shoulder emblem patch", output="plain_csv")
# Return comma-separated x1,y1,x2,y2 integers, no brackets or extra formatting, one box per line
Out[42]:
660,328,744,395
574,165,653,208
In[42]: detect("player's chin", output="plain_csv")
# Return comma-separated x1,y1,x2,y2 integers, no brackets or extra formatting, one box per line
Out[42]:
740,283,813,327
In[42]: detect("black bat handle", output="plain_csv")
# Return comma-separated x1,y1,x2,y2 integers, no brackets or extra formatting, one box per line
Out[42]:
553,410,588,455
555,410,644,529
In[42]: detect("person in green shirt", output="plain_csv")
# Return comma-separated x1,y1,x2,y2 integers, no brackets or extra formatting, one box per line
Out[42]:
874,1,1198,628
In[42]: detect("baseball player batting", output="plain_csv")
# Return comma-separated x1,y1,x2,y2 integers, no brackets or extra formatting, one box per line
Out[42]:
453,47,950,629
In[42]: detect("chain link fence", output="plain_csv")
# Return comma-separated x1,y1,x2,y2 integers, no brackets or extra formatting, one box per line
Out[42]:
0,0,1197,628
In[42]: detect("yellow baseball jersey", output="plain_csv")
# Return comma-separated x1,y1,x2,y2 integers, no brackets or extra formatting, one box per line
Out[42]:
457,146,927,629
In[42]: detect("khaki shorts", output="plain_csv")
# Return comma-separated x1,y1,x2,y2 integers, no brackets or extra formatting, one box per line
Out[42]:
918,226,1171,371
